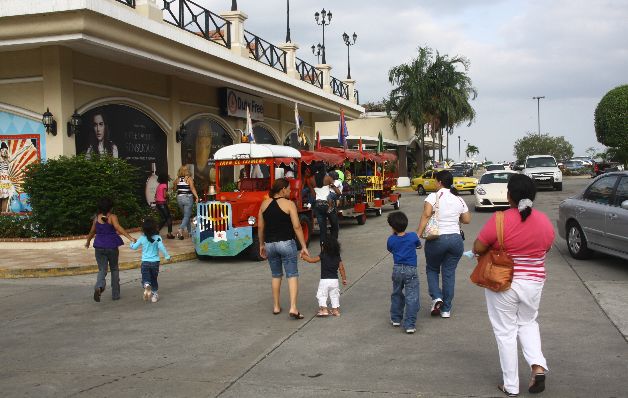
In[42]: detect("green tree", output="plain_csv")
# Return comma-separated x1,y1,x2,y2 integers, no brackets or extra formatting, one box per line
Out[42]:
513,133,574,163
595,85,628,166
465,143,479,158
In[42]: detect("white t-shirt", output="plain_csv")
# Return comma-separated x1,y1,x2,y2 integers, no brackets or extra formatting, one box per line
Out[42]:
314,185,331,201
334,180,343,193
425,188,469,235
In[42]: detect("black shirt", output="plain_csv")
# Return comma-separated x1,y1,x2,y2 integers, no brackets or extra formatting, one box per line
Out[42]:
263,198,295,243
320,252,342,279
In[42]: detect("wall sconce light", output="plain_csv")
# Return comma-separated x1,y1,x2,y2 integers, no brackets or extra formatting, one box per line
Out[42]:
67,109,82,137
176,122,187,143
42,108,57,136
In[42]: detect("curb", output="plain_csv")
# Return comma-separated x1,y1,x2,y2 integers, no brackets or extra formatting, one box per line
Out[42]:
0,251,197,279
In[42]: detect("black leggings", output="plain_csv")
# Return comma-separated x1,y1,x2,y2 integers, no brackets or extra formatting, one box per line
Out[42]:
156,203,172,234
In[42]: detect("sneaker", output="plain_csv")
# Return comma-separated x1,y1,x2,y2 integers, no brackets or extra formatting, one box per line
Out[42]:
166,234,175,239
391,320,401,327
93,287,101,302
151,292,159,303
143,284,152,302
441,311,451,318
430,298,443,316
405,328,416,334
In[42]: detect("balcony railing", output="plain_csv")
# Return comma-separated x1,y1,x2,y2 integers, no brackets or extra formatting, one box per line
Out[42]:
243,30,287,73
295,58,323,89
354,89,359,104
330,76,349,100
162,0,231,49
114,0,135,7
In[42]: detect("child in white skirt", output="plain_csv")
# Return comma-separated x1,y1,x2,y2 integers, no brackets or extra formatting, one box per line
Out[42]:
301,237,347,317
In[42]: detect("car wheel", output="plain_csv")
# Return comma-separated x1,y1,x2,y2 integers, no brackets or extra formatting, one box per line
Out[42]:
417,185,426,196
393,199,400,210
357,213,366,225
567,222,592,259
298,214,312,249
249,234,265,262
376,208,382,216
554,182,563,191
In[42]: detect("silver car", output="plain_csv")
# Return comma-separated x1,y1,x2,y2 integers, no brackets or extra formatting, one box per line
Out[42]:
558,171,628,260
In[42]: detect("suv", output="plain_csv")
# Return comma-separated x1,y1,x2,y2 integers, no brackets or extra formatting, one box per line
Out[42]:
521,155,563,191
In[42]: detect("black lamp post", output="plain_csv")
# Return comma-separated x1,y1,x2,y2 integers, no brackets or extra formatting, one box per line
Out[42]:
532,96,545,137
42,108,57,136
311,43,323,63
286,0,291,42
314,8,332,64
458,135,461,161
176,123,187,143
231,0,237,11
342,32,357,79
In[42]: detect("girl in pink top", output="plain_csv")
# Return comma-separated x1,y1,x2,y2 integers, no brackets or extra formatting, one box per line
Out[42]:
473,174,554,397
155,173,174,239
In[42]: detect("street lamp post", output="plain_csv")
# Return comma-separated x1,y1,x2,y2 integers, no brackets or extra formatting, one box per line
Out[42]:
458,135,461,162
311,43,323,64
285,0,291,43
532,96,545,137
342,32,357,79
231,0,237,11
314,8,332,64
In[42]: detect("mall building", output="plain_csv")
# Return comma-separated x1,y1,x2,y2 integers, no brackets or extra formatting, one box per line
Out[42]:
0,0,362,208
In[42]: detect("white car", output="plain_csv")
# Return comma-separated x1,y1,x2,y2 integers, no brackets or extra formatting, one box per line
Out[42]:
474,170,519,210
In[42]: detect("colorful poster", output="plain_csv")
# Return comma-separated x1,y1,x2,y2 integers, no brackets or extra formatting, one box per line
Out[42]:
75,105,168,205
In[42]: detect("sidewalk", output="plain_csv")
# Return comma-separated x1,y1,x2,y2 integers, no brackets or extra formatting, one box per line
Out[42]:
0,232,196,278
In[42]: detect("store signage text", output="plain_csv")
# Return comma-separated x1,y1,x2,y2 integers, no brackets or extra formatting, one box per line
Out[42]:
220,88,264,121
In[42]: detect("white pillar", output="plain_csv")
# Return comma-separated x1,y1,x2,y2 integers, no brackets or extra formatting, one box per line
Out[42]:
135,0,163,22
343,79,356,103
220,10,249,57
278,42,299,79
316,64,332,94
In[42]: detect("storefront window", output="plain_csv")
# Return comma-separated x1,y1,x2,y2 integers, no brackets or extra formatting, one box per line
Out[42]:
180,117,234,196
253,125,277,144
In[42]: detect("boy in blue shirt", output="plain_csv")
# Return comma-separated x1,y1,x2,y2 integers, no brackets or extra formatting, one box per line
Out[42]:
387,211,422,334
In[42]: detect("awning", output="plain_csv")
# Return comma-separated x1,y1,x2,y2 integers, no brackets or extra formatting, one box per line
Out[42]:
318,146,366,162
299,150,345,166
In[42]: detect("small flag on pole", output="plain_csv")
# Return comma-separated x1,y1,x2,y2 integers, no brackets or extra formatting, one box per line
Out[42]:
295,103,307,146
377,131,384,154
358,137,363,153
245,105,255,143
315,130,321,150
338,109,349,150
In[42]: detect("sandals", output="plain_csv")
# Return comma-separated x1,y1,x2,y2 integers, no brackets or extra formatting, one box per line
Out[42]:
289,312,304,320
330,308,340,317
529,373,546,394
316,307,329,317
166,234,175,239
497,385,518,397
273,308,282,315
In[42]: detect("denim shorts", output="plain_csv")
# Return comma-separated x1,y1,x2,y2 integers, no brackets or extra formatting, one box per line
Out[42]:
265,239,299,278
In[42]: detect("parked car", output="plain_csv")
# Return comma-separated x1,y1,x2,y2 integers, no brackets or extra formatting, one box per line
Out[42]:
411,169,478,195
474,170,518,210
485,164,506,171
521,155,563,191
452,163,473,177
592,161,624,177
570,156,594,166
558,171,628,260
563,160,587,171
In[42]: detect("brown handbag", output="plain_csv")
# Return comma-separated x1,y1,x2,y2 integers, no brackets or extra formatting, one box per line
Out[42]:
470,211,514,292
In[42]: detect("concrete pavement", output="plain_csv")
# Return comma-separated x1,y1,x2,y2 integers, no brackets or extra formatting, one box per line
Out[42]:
0,178,626,397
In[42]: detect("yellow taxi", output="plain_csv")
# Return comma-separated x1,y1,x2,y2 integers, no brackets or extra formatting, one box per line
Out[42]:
411,169,478,195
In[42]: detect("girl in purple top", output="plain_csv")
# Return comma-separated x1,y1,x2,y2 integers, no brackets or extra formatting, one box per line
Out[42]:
85,198,136,302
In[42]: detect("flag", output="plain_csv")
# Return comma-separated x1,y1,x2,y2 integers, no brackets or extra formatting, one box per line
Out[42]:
376,131,384,154
245,105,255,143
315,130,321,150
338,108,349,150
295,103,307,146
358,137,363,153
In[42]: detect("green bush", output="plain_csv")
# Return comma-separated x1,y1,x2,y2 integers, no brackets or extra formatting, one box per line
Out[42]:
22,155,144,237
0,214,38,238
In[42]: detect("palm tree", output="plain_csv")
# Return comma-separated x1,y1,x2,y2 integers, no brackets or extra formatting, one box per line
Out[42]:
384,47,433,173
466,143,479,159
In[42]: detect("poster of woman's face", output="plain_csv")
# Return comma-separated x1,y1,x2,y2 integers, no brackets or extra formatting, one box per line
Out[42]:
75,105,168,200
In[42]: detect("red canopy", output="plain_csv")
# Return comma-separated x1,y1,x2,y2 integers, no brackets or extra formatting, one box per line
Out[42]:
299,150,345,166
318,146,366,162
374,152,398,163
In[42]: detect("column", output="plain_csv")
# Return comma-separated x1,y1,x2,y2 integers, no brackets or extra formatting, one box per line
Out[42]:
342,79,356,103
168,76,182,177
135,0,163,22
278,42,299,79
316,64,332,94
220,10,249,57
398,145,408,177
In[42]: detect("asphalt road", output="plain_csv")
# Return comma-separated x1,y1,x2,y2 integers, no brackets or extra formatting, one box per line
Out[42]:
1,177,626,397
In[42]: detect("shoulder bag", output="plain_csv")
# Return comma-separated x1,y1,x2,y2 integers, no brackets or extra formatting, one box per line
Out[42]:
422,192,440,240
470,211,514,292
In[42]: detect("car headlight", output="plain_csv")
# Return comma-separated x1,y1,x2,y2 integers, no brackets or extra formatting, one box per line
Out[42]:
554,171,562,178
476,187,486,195
248,216,256,225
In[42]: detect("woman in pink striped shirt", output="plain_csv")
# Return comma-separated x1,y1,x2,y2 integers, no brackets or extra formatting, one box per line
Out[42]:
473,174,554,397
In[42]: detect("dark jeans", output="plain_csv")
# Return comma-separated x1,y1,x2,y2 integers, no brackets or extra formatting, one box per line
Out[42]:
156,203,172,234
141,261,160,291
425,233,464,313
390,265,420,329
94,248,120,299
314,202,338,245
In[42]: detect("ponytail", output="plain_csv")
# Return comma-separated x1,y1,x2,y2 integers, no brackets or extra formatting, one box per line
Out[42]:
507,175,536,222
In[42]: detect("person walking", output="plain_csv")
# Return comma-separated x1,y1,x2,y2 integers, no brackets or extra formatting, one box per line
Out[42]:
301,236,347,317
473,174,554,397
155,173,175,239
417,169,471,318
257,178,310,319
312,165,341,246
130,218,171,303
85,197,135,302
174,165,198,240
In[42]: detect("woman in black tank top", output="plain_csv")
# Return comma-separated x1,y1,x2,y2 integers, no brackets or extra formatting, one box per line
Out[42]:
258,178,310,319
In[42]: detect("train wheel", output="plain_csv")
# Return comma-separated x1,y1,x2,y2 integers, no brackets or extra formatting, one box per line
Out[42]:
299,214,313,248
357,214,367,225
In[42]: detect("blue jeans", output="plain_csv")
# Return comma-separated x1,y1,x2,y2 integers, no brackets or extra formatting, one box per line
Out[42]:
425,233,464,312
266,239,299,278
141,261,160,291
390,265,420,329
177,194,194,233
314,202,339,245
94,248,120,299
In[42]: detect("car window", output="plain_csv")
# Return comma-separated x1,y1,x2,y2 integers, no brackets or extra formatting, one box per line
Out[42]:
422,171,432,179
486,164,505,171
614,177,628,206
526,157,557,168
583,176,619,205
480,173,513,184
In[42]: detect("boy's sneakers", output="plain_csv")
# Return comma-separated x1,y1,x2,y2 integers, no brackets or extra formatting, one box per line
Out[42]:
390,320,401,327
441,311,451,318
151,292,159,303
143,284,152,302
405,328,416,334
430,298,443,316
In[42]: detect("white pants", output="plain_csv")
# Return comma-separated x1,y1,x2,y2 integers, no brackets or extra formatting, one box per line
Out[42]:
316,279,340,308
485,279,548,394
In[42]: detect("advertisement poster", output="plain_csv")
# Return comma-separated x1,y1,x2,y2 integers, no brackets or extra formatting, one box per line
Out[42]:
180,117,234,196
75,105,168,205
0,135,40,213
220,88,264,121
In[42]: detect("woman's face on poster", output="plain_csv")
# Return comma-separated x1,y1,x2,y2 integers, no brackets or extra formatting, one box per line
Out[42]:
0,147,7,158
93,114,106,142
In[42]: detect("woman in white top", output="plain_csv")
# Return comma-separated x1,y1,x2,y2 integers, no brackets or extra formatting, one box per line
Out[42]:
312,165,340,246
417,170,471,318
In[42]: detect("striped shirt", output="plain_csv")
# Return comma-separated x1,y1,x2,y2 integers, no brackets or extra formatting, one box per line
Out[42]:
477,208,554,283
176,177,192,195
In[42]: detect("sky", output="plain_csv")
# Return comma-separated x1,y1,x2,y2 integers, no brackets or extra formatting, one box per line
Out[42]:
200,0,628,162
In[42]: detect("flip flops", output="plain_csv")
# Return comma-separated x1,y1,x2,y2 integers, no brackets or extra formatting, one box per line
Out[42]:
289,312,304,320
273,308,282,315
529,373,546,394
